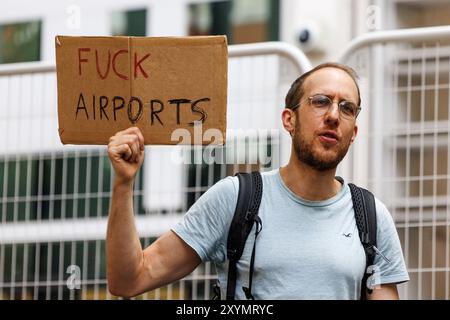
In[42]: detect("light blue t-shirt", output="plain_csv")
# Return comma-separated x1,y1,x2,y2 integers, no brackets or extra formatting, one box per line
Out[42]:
172,169,409,299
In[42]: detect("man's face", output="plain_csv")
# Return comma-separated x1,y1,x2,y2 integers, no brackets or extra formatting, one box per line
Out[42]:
292,67,359,171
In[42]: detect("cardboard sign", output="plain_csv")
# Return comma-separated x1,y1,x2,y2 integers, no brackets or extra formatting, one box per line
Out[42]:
55,35,228,145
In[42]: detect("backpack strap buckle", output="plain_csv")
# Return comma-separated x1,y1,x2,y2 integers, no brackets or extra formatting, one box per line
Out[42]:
212,283,221,300
242,286,255,300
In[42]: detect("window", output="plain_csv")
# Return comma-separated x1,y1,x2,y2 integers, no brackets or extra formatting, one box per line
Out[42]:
0,20,41,64
394,1,450,29
188,0,279,44
0,151,145,223
111,8,147,36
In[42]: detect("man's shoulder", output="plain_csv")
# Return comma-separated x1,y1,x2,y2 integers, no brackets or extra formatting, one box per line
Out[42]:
212,175,238,194
195,169,277,207
344,183,394,227
372,196,397,229
198,175,239,206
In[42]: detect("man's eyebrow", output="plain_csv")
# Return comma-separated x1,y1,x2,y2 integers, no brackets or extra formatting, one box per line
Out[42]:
309,92,335,99
311,92,357,103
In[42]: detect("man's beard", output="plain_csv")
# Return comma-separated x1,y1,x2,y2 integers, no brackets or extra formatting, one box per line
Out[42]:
292,123,352,172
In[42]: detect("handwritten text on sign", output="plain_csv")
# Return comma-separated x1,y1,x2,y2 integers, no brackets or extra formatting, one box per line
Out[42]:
56,36,228,145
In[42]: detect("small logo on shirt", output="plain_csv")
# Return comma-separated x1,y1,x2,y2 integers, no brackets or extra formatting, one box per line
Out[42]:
342,233,352,238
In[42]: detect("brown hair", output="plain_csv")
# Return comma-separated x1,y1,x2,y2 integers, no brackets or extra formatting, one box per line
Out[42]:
285,62,361,109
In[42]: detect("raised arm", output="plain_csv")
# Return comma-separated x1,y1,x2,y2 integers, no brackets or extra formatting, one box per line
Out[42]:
106,127,201,298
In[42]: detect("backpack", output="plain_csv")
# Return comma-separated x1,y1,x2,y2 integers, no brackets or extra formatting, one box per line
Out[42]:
212,171,379,300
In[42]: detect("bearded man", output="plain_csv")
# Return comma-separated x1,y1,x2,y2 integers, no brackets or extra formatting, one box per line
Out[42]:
105,62,409,300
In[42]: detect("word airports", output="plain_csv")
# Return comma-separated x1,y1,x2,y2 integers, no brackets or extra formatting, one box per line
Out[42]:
75,93,209,126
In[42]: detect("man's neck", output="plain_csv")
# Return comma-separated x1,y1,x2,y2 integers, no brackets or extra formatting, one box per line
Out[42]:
279,156,342,201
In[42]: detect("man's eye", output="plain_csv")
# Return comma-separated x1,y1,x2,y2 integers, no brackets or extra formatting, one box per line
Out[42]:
312,96,330,106
340,102,356,115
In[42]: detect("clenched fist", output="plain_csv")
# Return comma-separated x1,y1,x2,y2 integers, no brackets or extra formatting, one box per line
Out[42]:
107,127,145,184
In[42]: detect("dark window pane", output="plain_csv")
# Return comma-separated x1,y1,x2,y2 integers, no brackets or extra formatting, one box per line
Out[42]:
188,0,279,44
0,21,41,63
112,9,147,36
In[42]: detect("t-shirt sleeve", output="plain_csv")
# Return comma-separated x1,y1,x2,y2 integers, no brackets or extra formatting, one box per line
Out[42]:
370,199,410,287
171,176,238,264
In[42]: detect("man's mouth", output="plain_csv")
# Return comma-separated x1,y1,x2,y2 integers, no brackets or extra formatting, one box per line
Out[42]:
318,131,339,143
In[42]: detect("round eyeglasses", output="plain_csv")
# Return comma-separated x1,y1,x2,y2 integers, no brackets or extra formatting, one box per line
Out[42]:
289,94,361,120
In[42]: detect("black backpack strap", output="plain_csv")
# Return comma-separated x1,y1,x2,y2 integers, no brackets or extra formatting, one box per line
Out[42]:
348,183,377,300
242,215,262,300
226,171,263,300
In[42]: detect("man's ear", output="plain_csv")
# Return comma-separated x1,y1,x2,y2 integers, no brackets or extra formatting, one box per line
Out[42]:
281,108,296,136
351,123,358,143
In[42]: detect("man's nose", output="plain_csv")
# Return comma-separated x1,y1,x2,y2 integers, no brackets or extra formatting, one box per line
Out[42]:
324,102,340,126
